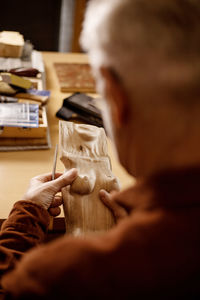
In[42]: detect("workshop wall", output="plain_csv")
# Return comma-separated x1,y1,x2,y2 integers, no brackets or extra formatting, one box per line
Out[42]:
0,0,62,51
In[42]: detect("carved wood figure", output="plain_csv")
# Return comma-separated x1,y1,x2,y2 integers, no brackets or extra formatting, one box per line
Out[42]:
59,121,120,236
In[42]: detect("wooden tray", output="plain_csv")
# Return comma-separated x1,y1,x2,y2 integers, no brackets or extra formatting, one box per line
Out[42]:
54,63,96,93
0,107,47,138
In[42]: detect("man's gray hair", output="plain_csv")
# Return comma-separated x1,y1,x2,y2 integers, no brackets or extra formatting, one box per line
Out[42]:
81,0,200,106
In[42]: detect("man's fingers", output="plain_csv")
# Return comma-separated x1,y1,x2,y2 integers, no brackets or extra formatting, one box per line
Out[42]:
99,189,128,222
50,169,78,193
32,172,64,184
48,207,61,217
99,190,112,207
50,195,63,208
30,170,77,188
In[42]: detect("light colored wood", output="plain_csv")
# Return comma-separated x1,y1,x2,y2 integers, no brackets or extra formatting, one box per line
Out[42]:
0,52,134,219
60,121,120,235
0,31,24,58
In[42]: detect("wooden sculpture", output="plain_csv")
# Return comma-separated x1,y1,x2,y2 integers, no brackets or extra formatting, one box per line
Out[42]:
59,121,120,236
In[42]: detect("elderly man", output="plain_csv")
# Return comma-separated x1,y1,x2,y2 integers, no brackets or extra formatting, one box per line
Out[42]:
0,0,200,298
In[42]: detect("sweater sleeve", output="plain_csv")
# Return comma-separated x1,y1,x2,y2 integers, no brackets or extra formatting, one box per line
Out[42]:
2,206,196,300
0,211,163,300
0,201,50,279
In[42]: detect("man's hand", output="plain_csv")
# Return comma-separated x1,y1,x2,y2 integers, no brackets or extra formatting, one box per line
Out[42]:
22,169,78,215
99,189,128,223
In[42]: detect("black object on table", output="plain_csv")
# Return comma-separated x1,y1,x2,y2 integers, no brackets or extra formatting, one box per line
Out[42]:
56,93,103,128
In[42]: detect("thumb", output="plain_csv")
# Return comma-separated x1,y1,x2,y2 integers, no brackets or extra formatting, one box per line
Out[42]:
50,168,78,193
99,189,128,222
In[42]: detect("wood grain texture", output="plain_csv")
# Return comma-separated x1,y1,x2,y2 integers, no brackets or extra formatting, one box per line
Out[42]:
59,121,120,236
54,62,95,93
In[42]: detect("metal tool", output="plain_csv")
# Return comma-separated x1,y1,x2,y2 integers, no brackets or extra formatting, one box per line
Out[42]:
52,144,58,180
0,67,39,77
49,144,59,231
0,95,18,103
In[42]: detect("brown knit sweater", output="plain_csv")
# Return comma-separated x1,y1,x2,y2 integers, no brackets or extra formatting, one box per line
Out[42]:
0,168,200,299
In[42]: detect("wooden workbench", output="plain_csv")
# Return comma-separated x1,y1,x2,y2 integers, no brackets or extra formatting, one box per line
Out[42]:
0,52,134,220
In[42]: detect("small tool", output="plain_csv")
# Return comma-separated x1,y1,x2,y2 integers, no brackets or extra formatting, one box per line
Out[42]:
52,144,58,180
0,95,18,103
0,68,39,77
49,144,58,230
1,73,32,90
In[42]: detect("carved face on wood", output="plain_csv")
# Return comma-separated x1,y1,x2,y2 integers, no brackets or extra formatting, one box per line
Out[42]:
60,122,108,159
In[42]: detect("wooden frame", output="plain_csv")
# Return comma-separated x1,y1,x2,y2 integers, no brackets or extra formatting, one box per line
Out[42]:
72,0,89,52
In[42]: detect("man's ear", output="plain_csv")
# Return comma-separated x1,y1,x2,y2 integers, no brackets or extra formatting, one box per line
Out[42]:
100,67,130,127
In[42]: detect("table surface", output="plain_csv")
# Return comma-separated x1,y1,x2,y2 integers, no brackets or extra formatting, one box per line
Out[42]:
0,52,134,219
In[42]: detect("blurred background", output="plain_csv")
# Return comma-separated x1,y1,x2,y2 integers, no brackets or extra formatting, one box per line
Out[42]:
0,0,88,52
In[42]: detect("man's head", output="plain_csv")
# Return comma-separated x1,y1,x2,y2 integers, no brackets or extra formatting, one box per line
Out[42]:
81,0,200,177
